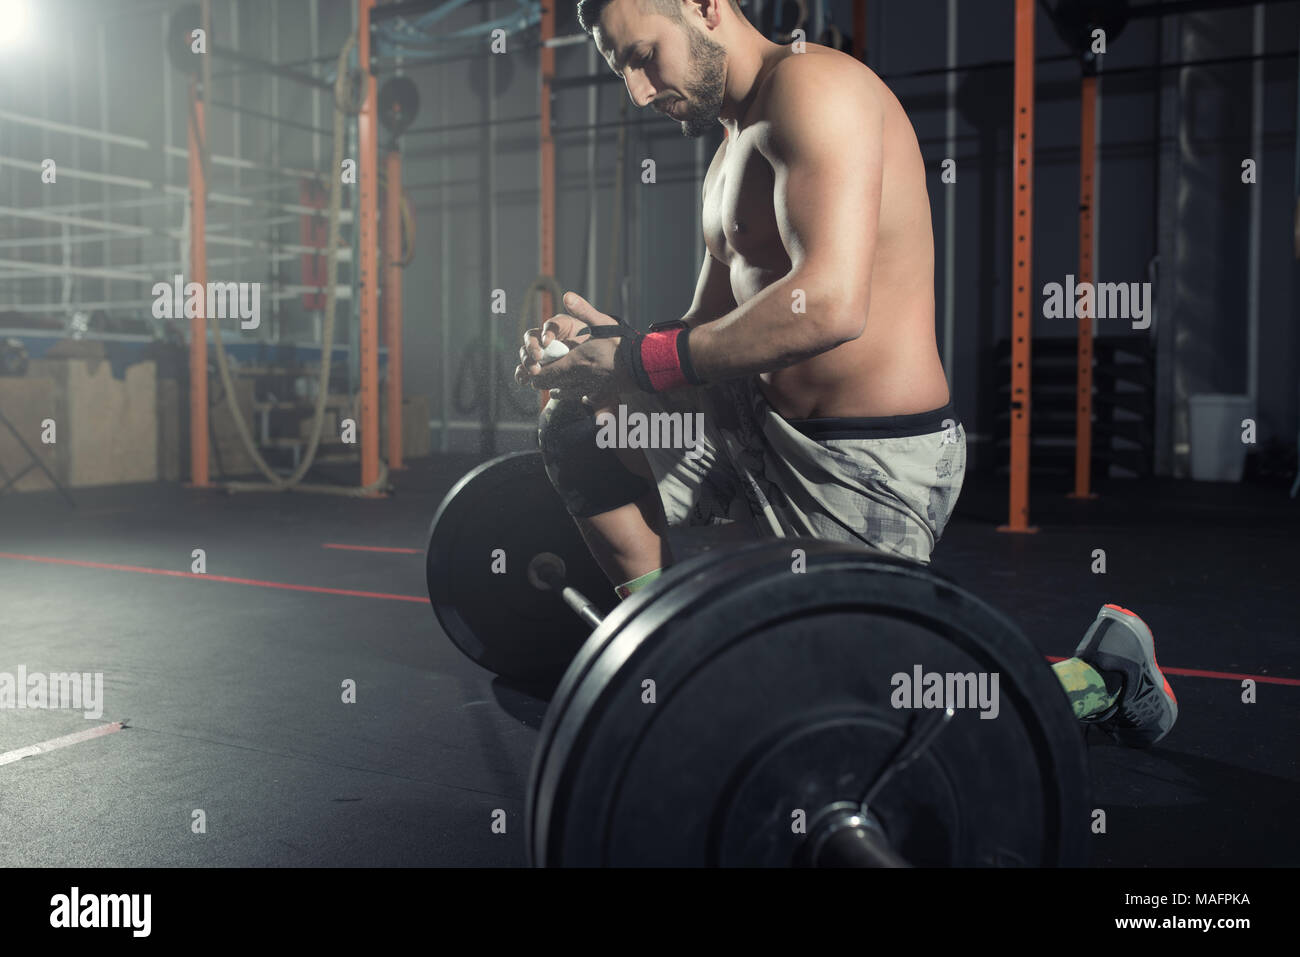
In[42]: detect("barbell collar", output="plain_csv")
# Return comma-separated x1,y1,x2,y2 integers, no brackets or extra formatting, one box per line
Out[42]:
564,589,605,631
816,819,910,869
798,802,910,869
528,551,606,631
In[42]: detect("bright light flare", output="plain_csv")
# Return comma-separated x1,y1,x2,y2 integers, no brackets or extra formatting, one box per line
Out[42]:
0,0,32,52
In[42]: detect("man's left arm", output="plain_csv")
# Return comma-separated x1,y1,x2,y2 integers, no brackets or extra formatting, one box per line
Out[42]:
688,59,884,381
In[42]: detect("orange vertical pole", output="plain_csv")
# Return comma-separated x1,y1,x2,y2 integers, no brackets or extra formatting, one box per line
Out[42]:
538,1,556,412
1071,74,1098,500
358,0,381,490
188,79,209,488
1002,0,1037,533
384,149,404,470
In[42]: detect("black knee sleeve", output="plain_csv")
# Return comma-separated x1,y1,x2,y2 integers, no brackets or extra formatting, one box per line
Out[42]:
537,396,653,518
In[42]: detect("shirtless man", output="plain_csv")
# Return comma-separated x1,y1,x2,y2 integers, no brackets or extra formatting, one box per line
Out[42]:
515,0,1177,748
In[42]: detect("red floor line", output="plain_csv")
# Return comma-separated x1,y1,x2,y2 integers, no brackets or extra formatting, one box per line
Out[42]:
1044,655,1299,687
0,552,427,604
0,722,125,767
322,543,422,554
1,552,1295,685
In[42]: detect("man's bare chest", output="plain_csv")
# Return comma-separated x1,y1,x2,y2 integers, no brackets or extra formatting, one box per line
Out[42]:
700,139,784,269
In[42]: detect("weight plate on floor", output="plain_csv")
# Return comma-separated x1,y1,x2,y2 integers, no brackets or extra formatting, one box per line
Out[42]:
527,538,1089,866
426,451,615,689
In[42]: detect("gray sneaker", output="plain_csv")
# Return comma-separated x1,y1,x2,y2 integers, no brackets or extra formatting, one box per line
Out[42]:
1074,604,1178,748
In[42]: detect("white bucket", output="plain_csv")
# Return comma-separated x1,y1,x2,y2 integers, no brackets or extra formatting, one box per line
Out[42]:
1187,393,1253,482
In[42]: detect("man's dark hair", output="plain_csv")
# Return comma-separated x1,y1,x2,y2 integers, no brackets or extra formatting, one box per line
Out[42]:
577,0,745,34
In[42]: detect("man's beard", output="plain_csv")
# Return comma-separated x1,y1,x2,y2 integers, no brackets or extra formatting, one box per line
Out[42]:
674,27,726,138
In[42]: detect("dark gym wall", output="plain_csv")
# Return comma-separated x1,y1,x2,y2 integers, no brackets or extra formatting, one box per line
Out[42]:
868,0,1298,476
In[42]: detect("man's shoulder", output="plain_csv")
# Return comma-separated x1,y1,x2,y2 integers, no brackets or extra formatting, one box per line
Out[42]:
758,46,874,112
749,48,879,154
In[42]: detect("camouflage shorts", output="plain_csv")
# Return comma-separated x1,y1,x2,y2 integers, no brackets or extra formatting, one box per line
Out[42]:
620,376,966,565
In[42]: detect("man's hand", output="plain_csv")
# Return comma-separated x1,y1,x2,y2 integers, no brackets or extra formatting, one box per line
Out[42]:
515,292,635,404
516,308,587,385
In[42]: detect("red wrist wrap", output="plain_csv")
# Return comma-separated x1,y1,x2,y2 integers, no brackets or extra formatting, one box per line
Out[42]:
641,329,689,392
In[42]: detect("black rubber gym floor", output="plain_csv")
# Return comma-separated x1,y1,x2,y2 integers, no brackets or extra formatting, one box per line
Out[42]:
1,457,1296,867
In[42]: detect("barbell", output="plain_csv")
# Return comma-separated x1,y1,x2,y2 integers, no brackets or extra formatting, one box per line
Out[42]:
426,451,1091,866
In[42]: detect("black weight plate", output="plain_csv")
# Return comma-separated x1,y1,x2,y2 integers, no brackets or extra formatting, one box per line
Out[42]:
527,538,1090,866
378,75,420,136
426,451,616,689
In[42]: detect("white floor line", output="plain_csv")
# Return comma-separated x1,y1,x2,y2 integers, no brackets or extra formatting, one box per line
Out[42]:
0,722,124,766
